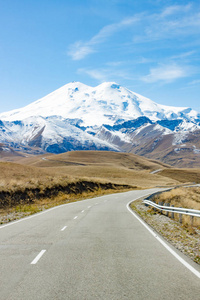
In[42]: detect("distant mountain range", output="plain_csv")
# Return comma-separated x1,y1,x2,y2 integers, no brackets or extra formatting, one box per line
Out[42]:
0,82,200,167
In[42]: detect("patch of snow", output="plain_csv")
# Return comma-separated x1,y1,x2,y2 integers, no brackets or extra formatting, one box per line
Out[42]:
110,130,132,143
2,147,11,152
174,148,181,153
193,146,200,154
153,124,172,135
133,123,151,136
175,119,200,132
172,131,188,145
96,126,131,144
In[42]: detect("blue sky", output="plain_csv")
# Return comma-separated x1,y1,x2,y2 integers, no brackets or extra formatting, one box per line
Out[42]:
0,0,200,113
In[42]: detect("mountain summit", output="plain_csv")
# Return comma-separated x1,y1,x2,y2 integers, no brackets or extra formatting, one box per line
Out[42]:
0,82,198,125
0,82,200,167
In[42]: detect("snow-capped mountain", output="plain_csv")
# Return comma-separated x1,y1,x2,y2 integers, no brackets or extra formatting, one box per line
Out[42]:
0,82,200,166
1,82,199,124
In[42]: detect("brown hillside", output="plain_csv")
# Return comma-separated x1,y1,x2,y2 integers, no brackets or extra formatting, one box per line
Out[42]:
1,150,199,224
160,168,200,184
17,151,177,187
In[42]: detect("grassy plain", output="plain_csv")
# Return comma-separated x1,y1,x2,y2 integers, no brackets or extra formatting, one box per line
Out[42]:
160,168,200,183
18,151,176,187
1,150,200,223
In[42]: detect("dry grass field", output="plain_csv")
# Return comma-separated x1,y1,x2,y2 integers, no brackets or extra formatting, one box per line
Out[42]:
0,150,175,222
0,161,73,191
18,151,176,187
1,150,200,224
0,154,133,223
159,168,200,183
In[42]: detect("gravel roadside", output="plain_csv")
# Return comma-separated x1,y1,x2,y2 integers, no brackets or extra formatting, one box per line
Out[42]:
131,199,200,265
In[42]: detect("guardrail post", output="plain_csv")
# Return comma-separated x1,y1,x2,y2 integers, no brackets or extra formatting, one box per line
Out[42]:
159,202,163,214
190,216,194,226
164,203,167,215
167,203,170,216
153,200,156,212
171,205,174,219
165,203,170,216
161,202,164,214
179,208,182,224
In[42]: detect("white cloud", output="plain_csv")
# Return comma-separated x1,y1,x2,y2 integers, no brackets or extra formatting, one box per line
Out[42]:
161,4,192,17
188,79,200,86
90,17,139,44
170,51,196,60
106,61,124,67
78,67,133,82
142,64,189,83
78,68,107,82
133,4,200,43
68,16,139,60
68,4,200,61
68,42,95,61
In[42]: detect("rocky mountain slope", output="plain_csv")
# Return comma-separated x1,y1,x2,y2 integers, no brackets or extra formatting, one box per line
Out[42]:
0,82,200,167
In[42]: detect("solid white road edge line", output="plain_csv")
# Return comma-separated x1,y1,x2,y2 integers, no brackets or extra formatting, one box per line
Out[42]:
31,250,46,265
126,199,200,279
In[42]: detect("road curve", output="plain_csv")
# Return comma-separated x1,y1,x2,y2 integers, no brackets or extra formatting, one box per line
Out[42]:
0,188,199,300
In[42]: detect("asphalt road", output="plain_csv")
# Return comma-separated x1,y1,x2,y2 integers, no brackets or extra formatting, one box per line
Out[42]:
0,188,200,300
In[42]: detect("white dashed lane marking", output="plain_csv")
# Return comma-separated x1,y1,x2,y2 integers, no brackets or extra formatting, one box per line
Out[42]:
31,250,46,265
61,226,67,231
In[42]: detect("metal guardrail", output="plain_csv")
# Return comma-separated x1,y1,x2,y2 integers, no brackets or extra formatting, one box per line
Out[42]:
143,200,200,218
